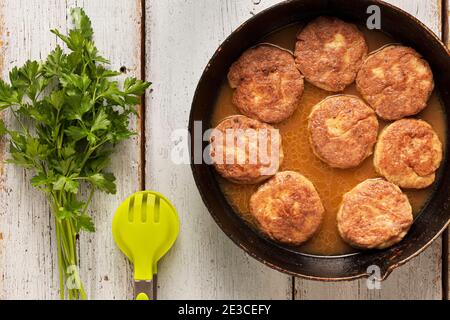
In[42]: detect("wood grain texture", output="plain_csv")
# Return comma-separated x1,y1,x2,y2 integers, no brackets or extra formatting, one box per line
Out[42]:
0,0,142,299
0,0,446,300
144,0,292,300
74,0,142,300
388,0,442,36
294,0,444,300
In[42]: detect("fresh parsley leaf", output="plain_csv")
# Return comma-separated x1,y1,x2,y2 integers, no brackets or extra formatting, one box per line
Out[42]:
0,79,19,109
65,126,88,141
91,109,110,132
47,90,65,110
75,214,95,232
87,172,116,194
61,73,91,92
26,137,49,159
71,8,93,40
44,46,66,77
31,173,49,187
61,144,76,158
56,206,72,219
124,77,151,96
53,175,79,194
31,172,55,193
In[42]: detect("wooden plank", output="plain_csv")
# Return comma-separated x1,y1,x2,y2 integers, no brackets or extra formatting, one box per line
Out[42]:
0,0,68,300
0,0,142,299
74,0,142,300
0,0,444,300
144,0,292,299
295,0,444,300
296,245,442,300
389,0,442,37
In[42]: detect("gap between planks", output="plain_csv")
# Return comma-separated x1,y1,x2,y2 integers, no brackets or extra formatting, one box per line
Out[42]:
138,0,158,300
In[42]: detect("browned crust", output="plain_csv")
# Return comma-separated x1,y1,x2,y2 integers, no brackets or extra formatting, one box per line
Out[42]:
308,95,378,169
337,178,413,249
373,119,442,189
249,171,324,245
228,44,304,123
294,16,368,92
356,45,434,120
210,115,283,184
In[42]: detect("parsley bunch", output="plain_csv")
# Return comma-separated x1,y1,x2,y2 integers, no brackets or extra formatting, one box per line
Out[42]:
0,8,150,299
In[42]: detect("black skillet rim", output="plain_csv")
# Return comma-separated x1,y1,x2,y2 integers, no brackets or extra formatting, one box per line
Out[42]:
188,0,450,281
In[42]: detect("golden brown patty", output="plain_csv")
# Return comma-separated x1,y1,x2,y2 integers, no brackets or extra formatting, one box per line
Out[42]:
228,44,304,123
356,45,434,120
249,171,324,245
374,119,442,189
308,95,378,169
337,179,413,249
209,115,283,184
294,16,368,92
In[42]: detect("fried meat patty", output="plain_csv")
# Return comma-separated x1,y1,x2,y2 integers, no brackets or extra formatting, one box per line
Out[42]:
210,115,284,184
308,95,378,169
228,44,304,123
294,16,368,92
249,171,324,245
337,179,413,249
356,45,434,120
373,119,442,189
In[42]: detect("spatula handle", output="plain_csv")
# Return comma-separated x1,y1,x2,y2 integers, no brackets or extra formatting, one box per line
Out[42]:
135,280,154,300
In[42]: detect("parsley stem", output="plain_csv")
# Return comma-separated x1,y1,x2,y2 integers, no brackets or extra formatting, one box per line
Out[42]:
82,187,95,215
55,216,65,299
64,220,75,264
54,203,86,299
92,77,99,102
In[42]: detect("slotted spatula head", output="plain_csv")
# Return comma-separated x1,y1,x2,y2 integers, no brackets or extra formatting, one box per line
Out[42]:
112,191,179,281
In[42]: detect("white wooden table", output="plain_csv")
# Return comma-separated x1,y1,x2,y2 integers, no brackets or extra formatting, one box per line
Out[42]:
0,0,448,300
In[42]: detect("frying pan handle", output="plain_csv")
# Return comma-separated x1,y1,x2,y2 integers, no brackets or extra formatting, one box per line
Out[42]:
134,280,154,300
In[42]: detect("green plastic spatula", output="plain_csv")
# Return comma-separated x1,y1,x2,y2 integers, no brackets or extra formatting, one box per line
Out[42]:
112,191,179,300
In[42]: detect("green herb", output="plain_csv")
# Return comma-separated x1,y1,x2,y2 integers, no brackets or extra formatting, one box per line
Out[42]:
0,8,150,299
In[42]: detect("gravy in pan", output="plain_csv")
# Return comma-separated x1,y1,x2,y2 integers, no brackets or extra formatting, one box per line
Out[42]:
211,24,446,256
